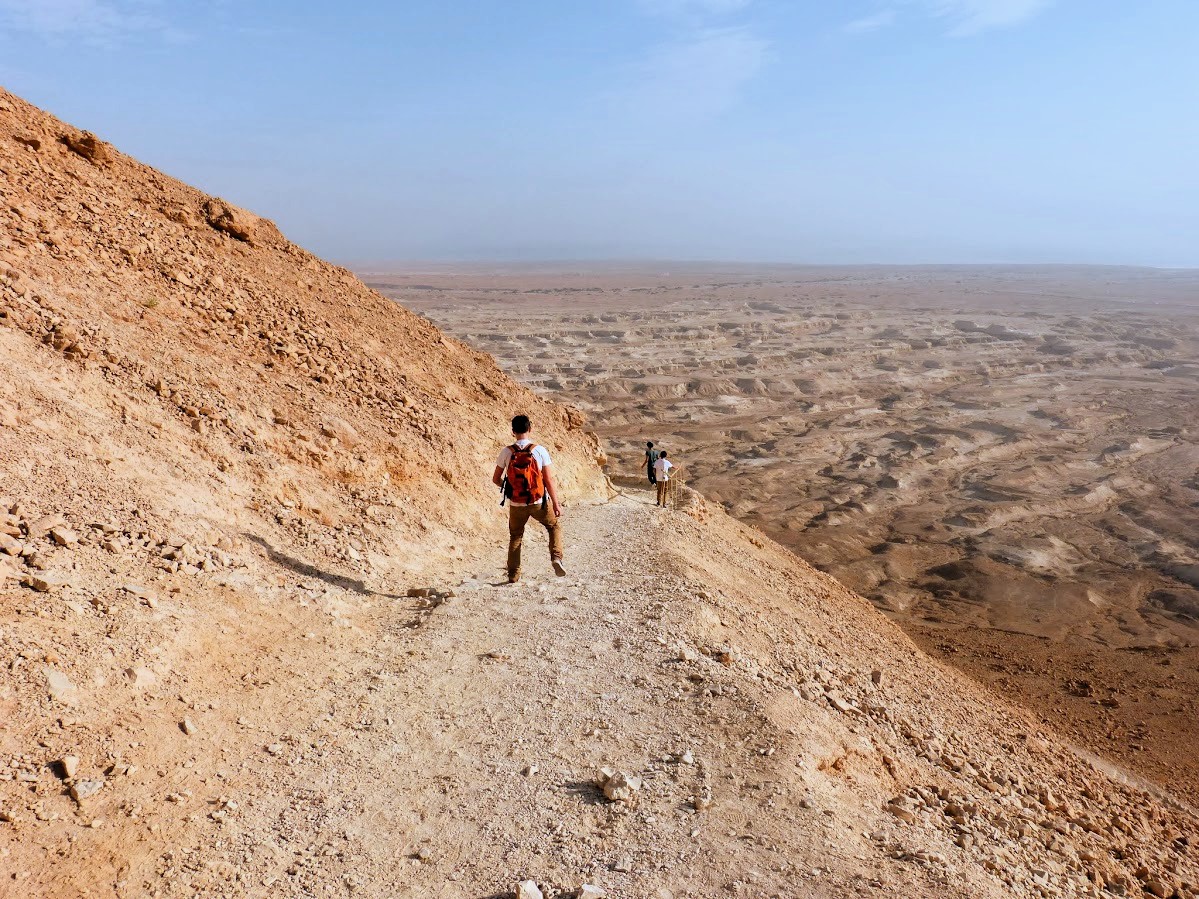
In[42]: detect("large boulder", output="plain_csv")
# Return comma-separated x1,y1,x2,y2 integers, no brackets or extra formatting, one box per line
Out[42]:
60,130,111,165
203,198,259,244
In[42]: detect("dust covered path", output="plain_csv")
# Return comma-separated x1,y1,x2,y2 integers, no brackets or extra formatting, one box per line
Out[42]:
115,493,1046,899
270,493,883,899
7,493,1199,899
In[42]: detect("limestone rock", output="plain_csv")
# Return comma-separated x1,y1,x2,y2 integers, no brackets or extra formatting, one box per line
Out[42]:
49,526,78,547
886,801,916,824
164,204,198,228
125,666,157,689
579,886,607,899
58,756,79,779
70,779,104,802
516,880,543,899
320,416,360,447
27,513,66,539
203,198,259,244
61,131,111,165
595,768,641,802
22,572,69,593
45,667,78,703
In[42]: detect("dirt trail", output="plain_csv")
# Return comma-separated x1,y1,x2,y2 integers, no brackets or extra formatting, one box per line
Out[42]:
7,489,1199,899
0,492,1012,898
185,492,901,899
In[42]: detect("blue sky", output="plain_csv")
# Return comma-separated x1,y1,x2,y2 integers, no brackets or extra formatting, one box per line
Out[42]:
1,0,1196,266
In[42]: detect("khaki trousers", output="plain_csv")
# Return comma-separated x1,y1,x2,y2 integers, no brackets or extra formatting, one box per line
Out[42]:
508,502,562,577
656,480,669,506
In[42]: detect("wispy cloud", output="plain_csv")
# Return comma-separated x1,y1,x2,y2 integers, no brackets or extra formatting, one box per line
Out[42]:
626,26,768,121
638,0,752,18
844,10,898,33
926,0,1054,35
0,0,177,44
617,0,766,124
845,0,1053,37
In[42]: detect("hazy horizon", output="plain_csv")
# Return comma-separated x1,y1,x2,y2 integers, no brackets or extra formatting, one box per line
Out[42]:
348,258,1199,272
3,1,1197,267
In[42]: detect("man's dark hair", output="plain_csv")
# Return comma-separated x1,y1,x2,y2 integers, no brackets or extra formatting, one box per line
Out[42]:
647,441,654,447
660,450,668,458
512,414,531,434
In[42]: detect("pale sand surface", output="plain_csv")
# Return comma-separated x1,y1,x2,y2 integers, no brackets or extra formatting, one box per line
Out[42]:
365,263,1199,802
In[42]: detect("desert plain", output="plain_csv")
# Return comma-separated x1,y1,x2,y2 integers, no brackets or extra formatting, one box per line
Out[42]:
365,263,1199,802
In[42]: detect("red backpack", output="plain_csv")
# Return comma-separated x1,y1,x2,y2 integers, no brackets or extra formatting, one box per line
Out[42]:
505,444,545,505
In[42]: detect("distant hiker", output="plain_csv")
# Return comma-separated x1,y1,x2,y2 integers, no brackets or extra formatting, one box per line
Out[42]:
645,441,660,486
654,450,674,507
492,414,566,583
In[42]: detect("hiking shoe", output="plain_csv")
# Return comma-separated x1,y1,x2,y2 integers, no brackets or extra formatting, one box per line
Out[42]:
507,572,520,584
552,559,567,577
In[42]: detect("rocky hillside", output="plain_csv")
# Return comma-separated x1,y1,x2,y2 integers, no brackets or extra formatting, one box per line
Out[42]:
1,88,1197,899
0,85,605,588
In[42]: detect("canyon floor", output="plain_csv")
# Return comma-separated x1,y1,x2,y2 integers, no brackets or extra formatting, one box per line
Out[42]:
364,263,1199,806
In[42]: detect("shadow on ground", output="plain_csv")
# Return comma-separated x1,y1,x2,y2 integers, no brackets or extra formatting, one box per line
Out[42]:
242,533,408,600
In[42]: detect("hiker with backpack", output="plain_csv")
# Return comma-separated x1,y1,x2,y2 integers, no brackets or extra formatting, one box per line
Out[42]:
492,414,566,584
654,450,675,507
645,441,659,486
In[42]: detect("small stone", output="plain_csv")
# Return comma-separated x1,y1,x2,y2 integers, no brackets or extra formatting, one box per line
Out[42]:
825,691,856,714
886,802,916,824
579,886,607,899
1143,878,1169,898
522,765,538,777
516,880,543,899
613,856,634,873
871,669,883,685
181,718,197,736
49,527,78,547
125,667,157,689
679,749,695,765
45,667,78,703
70,780,104,802
58,756,80,779
22,572,69,593
693,796,712,811
596,769,641,802
27,513,66,539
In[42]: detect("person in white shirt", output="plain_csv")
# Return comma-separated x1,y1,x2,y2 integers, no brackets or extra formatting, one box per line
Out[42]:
491,413,565,583
653,451,674,507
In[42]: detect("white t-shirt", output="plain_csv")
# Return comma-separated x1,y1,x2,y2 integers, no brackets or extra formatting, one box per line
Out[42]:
654,458,673,481
497,438,553,506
